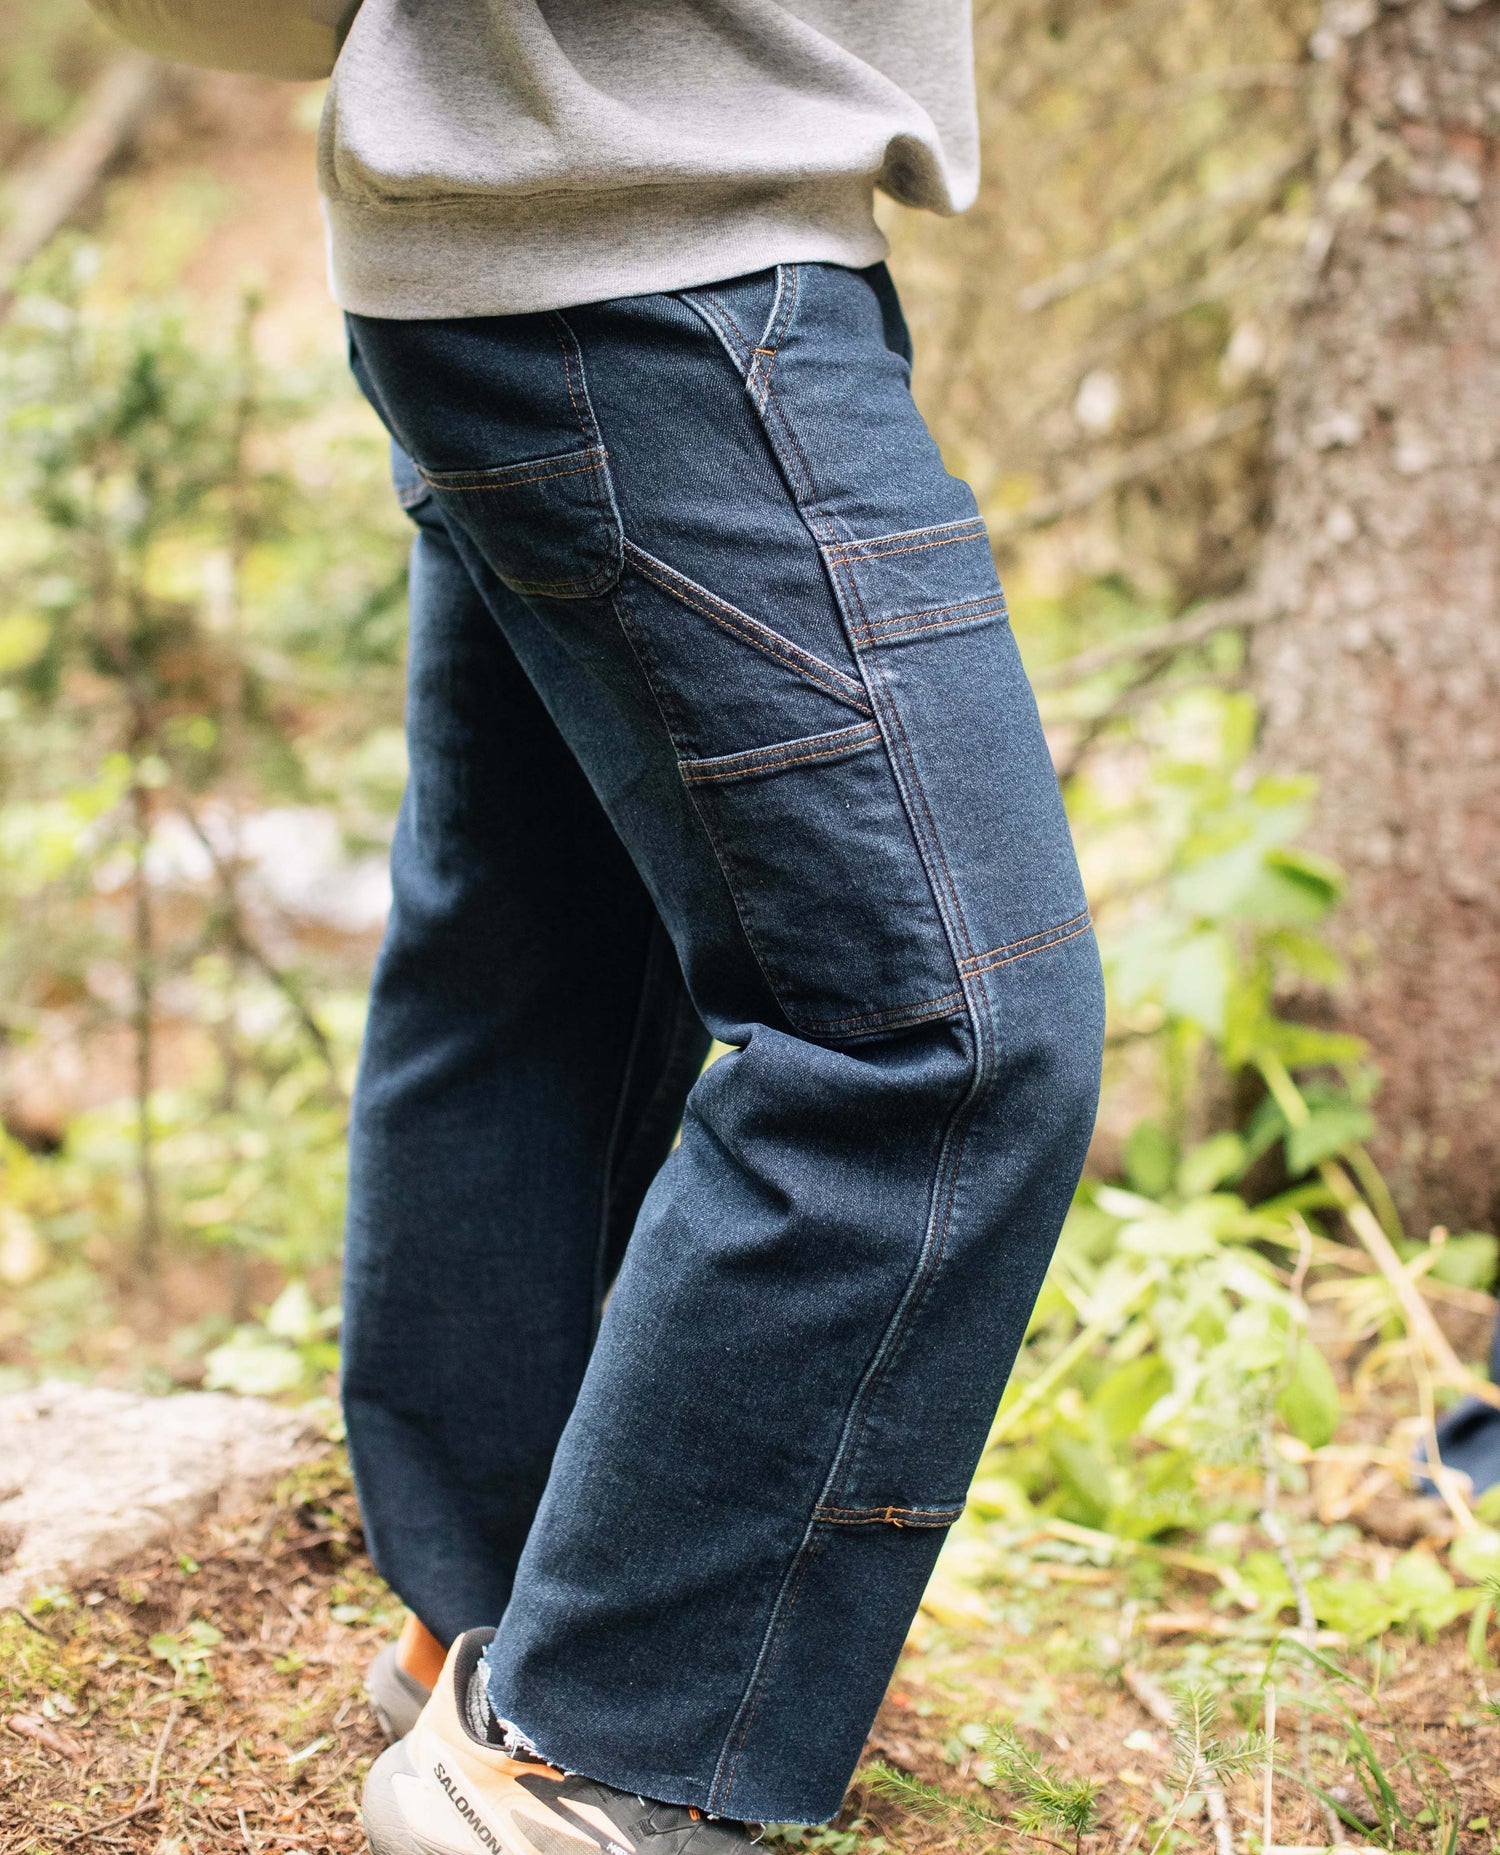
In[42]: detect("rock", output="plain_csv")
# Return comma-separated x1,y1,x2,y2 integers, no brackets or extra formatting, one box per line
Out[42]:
0,1380,323,1608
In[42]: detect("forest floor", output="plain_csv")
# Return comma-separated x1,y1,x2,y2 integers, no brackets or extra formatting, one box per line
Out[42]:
3,1454,1499,1855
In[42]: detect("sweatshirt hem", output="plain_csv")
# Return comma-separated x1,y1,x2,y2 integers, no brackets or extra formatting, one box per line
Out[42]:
323,175,890,319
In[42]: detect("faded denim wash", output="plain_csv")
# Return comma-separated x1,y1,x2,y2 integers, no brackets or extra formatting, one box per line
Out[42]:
342,263,1104,1825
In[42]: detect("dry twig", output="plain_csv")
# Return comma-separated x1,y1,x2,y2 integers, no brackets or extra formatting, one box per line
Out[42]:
0,54,166,308
60,1700,178,1845
990,400,1271,545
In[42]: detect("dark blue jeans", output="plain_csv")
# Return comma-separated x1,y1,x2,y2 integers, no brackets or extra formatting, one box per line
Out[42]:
342,263,1104,1824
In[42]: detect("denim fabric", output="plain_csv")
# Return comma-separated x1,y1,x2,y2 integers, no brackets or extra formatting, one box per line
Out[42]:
342,262,1104,1825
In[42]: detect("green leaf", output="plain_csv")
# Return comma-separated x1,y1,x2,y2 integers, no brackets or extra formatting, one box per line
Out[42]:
1263,1021,1369,1069
1092,1183,1162,1222
1276,1339,1340,1448
1266,928,1345,987
1176,1132,1246,1197
1451,1527,1500,1585
1089,1354,1171,1444
1124,1120,1174,1199
266,1279,320,1342
1386,1551,1474,1634
1047,1435,1112,1530
1285,1099,1374,1174
1163,929,1233,1037
203,1329,304,1397
0,611,49,673
1257,846,1343,917
1239,1550,1295,1614
1307,1575,1396,1643
1428,1233,1499,1293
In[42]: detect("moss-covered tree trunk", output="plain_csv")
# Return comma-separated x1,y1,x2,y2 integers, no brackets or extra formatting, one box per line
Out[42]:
1253,0,1500,1233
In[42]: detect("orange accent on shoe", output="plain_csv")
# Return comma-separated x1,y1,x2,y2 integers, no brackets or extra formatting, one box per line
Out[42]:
395,1613,448,1690
396,1634,581,1855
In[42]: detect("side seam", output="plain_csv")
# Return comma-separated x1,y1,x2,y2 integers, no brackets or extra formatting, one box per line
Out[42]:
704,270,1002,1817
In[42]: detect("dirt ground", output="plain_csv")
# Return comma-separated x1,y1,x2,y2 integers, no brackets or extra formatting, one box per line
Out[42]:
4,1455,1499,1855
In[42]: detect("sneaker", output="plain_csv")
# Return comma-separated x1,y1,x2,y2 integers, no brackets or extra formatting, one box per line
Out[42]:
362,1627,758,1855
367,1613,448,1742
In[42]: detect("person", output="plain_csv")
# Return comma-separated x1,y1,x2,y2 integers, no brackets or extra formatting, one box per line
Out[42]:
86,3,1106,1850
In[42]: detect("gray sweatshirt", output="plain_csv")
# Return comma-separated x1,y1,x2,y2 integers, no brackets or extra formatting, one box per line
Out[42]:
89,0,978,318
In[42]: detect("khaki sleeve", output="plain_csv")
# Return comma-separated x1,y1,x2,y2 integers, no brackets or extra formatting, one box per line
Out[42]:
84,0,361,81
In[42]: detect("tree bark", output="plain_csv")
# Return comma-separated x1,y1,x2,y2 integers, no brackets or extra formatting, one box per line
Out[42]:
1253,0,1500,1234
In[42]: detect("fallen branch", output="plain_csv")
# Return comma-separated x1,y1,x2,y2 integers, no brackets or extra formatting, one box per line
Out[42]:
7,1712,85,1760
1034,590,1277,689
1052,653,1179,786
1052,664,1245,786
1017,147,1312,312
60,1699,178,1844
180,803,345,1097
989,399,1271,546
184,1727,242,1790
0,53,166,309
4,1603,55,1640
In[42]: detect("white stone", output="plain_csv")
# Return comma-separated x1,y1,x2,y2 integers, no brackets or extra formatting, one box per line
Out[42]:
0,1382,322,1608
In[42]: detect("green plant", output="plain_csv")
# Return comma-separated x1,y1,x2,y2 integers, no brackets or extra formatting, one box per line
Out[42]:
863,1763,1010,1841
981,1722,1100,1855
148,1618,223,1698
203,1277,340,1398
1277,1639,1463,1853
0,250,405,1379
1146,1684,1265,1855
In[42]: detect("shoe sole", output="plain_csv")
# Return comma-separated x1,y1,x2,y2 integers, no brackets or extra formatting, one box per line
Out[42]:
366,1645,432,1743
364,1735,463,1855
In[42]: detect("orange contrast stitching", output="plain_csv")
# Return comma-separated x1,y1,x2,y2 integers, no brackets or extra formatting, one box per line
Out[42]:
834,549,975,963
824,518,987,562
550,315,592,444
696,292,753,355
964,918,1094,979
849,605,1009,648
825,517,986,556
812,1503,963,1527
423,458,606,492
679,726,879,785
960,910,1092,969
831,531,991,566
628,550,870,712
857,593,1009,632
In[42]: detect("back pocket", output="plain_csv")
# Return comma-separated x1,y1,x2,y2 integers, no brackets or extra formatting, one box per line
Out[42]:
348,309,625,601
420,445,622,599
679,723,962,1042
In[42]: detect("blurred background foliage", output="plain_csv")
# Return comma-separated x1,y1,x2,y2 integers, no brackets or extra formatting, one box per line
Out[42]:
0,0,1496,1611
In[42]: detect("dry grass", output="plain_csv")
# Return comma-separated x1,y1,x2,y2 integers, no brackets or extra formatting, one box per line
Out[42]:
0,1456,389,1855
5,1455,1500,1855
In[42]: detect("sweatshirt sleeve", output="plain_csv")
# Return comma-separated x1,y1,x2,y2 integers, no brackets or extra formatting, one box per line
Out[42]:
84,0,361,81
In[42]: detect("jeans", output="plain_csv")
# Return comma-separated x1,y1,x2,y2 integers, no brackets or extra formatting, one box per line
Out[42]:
342,262,1104,1825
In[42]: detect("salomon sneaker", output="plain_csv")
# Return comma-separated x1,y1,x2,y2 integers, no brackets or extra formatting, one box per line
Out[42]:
362,1627,759,1855
367,1614,447,1742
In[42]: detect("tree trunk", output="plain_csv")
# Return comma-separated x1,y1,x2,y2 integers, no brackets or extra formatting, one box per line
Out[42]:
1254,0,1500,1235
